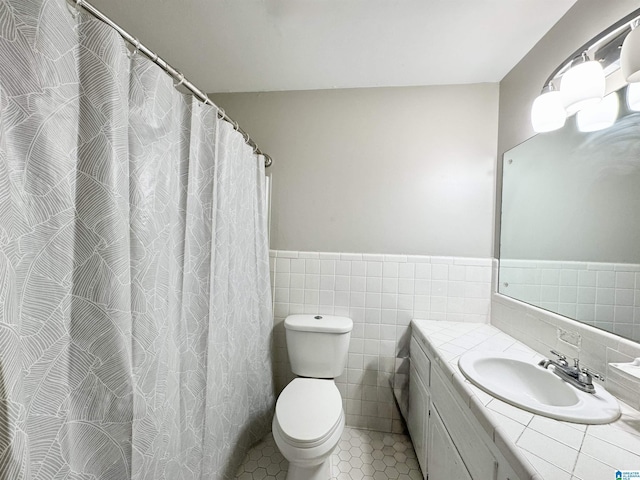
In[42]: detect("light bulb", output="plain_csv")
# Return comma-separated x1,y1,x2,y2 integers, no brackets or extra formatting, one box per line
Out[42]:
531,89,566,133
627,82,640,111
561,59,605,115
576,92,619,132
621,24,640,82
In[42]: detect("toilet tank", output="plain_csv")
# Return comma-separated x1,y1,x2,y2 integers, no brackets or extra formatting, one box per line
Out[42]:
284,315,353,378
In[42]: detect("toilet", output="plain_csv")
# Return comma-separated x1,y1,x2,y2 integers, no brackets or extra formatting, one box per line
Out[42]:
272,314,353,480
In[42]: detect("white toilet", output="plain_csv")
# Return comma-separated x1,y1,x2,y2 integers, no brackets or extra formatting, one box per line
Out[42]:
272,314,353,480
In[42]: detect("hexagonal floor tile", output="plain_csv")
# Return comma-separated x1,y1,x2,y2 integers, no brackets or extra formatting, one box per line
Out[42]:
235,427,423,480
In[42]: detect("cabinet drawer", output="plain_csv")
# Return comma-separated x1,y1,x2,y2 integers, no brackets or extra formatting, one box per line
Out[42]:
432,368,497,480
410,336,431,387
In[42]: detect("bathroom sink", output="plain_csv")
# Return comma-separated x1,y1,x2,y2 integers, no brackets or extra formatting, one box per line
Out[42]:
458,351,620,424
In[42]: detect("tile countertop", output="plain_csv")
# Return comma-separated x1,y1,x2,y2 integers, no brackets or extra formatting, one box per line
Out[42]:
410,320,640,480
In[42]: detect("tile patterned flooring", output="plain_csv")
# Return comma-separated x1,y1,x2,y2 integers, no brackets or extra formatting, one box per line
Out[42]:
235,427,423,480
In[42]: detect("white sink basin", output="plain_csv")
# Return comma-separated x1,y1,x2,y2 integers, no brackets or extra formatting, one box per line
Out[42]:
458,351,620,424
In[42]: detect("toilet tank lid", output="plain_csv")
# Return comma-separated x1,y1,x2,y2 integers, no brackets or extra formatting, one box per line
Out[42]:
284,315,353,333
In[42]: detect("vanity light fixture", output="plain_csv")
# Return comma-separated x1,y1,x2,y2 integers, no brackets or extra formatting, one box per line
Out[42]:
576,92,619,132
531,7,640,133
531,83,566,133
560,52,605,115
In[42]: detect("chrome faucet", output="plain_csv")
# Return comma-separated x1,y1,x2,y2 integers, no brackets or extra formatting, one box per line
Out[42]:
538,350,604,394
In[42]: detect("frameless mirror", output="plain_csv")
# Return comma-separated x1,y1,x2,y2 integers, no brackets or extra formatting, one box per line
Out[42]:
499,84,640,342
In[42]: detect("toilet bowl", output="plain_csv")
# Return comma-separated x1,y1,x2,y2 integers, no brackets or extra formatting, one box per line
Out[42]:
272,378,344,480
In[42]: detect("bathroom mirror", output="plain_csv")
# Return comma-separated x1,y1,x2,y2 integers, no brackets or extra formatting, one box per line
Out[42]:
499,84,640,342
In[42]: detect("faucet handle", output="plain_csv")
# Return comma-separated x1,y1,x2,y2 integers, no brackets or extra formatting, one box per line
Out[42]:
581,367,604,382
572,358,604,382
550,350,568,365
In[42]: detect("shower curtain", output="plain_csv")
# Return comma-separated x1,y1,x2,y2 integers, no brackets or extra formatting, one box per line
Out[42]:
0,1,274,479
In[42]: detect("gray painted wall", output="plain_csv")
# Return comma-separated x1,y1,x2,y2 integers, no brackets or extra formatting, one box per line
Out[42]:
211,85,499,257
496,0,640,257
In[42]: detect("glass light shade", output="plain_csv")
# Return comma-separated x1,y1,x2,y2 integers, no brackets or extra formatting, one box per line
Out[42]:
576,92,619,132
621,25,640,82
531,90,566,132
560,60,605,115
627,82,640,111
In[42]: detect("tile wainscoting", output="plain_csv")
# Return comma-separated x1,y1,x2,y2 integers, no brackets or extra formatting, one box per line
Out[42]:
269,250,493,433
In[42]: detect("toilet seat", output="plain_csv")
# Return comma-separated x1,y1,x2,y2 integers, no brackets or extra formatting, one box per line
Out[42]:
275,378,343,449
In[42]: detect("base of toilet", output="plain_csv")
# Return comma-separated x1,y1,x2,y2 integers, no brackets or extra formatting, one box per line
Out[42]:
286,457,331,480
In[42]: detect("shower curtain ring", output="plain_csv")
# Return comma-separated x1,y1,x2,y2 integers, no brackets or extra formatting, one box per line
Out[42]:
233,120,239,131
69,0,82,18
129,38,141,58
217,108,226,120
174,72,185,88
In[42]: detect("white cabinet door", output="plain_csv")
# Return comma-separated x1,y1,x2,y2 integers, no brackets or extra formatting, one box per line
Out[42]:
431,369,497,479
408,363,429,478
428,406,472,480
497,459,523,480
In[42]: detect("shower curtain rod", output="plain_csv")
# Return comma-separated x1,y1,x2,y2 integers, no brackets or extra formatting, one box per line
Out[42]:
69,0,273,168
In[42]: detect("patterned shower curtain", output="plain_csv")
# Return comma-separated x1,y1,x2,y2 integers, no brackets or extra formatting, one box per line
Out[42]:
0,1,274,479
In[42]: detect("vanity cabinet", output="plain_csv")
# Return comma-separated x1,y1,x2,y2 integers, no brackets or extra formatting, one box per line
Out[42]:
409,336,475,480
409,332,520,480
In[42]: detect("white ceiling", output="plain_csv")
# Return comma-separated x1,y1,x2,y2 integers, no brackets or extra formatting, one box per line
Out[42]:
87,0,577,93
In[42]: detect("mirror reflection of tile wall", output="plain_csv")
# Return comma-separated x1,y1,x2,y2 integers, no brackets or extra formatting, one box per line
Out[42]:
500,259,640,340
499,85,640,342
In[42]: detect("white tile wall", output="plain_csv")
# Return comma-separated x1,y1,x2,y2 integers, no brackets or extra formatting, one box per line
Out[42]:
500,259,640,339
270,250,493,433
